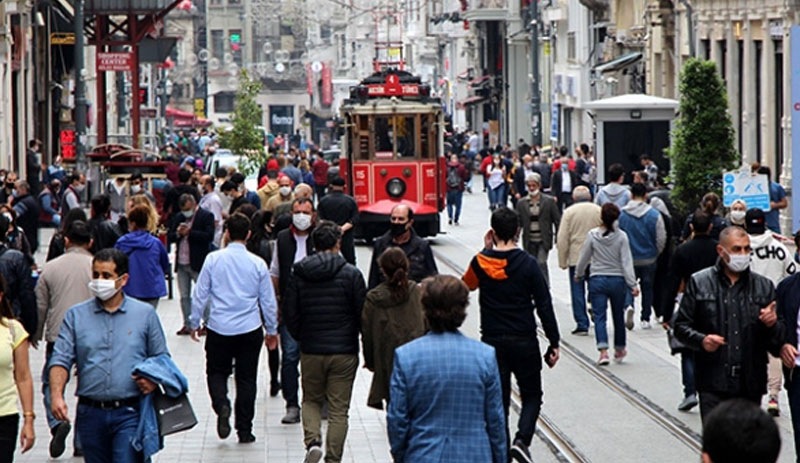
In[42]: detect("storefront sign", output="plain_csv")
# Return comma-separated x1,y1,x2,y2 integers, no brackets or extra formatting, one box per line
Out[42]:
97,52,134,72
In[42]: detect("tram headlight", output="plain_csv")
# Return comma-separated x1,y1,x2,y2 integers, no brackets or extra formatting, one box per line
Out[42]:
386,178,406,198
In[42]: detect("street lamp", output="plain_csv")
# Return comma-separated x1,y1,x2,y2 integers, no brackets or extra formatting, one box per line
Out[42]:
529,3,542,147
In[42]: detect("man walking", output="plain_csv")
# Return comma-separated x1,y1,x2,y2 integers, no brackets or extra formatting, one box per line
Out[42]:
367,204,437,289
284,221,367,463
556,186,601,335
444,153,469,226
387,275,507,463
190,213,279,443
33,221,92,458
271,198,316,424
462,207,561,463
549,152,577,213
675,226,783,422
49,249,170,462
515,172,560,285
619,182,666,329
199,175,224,248
168,194,215,335
317,177,358,265
595,164,630,208
11,180,41,253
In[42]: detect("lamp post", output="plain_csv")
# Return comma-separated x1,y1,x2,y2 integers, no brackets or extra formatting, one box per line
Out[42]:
74,0,87,172
529,1,542,147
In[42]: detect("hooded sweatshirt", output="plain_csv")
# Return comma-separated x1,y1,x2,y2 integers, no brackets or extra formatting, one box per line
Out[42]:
462,248,560,347
594,182,631,208
619,199,666,265
575,227,638,289
749,232,796,285
114,230,170,299
284,252,367,355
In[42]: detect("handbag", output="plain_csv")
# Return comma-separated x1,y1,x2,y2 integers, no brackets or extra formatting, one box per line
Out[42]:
152,388,198,437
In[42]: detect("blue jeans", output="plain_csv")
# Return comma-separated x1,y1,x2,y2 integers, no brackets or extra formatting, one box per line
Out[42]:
624,262,657,322
76,403,141,463
446,190,463,222
42,344,81,450
280,324,301,408
569,267,590,331
588,276,628,350
176,264,198,329
487,185,504,208
681,352,695,397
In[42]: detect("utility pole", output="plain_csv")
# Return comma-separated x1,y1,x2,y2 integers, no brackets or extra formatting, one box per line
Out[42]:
74,0,88,173
529,0,542,147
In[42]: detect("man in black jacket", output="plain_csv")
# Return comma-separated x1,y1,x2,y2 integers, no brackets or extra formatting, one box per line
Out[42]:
26,139,42,195
367,204,437,289
284,221,366,463
549,153,578,213
87,194,122,254
675,226,783,422
168,193,215,335
776,265,800,459
317,177,358,265
271,198,315,424
11,180,40,253
0,214,36,337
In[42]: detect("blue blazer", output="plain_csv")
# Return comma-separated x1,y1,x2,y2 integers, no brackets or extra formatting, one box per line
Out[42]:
387,331,507,463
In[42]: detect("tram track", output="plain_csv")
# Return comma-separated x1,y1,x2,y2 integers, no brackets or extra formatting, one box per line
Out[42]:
432,248,702,462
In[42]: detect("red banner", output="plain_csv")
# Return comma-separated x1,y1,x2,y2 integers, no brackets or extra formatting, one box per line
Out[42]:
97,52,134,72
321,63,333,106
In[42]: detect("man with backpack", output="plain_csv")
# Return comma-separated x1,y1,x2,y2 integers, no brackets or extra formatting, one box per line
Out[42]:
445,154,470,226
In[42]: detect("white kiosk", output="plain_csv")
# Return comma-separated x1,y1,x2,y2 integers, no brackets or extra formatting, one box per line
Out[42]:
584,94,679,184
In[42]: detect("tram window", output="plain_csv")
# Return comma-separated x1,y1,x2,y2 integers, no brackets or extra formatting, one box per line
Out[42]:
420,115,433,159
374,117,395,158
396,117,416,158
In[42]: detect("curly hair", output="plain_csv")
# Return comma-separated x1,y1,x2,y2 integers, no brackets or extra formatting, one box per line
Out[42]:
420,275,469,333
127,195,158,233
378,248,410,302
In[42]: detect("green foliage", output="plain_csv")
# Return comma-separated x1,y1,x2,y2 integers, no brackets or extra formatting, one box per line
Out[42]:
667,58,738,214
217,70,268,176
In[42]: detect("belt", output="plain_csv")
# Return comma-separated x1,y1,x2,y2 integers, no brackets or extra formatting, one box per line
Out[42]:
78,396,139,410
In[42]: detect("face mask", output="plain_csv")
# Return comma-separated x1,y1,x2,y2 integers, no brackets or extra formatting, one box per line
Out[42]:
528,188,540,196
526,162,534,169
131,184,142,194
724,250,750,273
88,278,120,301
730,210,746,222
390,222,408,237
181,210,194,219
75,183,86,193
5,182,14,190
561,164,568,171
292,212,312,231
279,186,292,197
0,176,5,183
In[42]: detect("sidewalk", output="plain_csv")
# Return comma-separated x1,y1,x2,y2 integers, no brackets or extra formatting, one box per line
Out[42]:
17,232,393,462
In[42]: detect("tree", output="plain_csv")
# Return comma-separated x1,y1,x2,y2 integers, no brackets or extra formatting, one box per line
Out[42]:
218,70,268,176
667,58,738,214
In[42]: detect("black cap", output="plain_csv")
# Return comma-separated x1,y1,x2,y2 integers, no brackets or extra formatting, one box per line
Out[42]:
330,177,345,187
745,208,766,234
230,173,245,185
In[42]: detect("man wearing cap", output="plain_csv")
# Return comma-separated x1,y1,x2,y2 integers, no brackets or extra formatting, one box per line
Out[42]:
317,178,359,265
746,208,795,417
230,172,261,209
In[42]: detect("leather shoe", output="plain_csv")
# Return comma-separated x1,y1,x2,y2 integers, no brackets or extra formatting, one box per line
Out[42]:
217,405,231,439
175,327,191,336
238,433,256,444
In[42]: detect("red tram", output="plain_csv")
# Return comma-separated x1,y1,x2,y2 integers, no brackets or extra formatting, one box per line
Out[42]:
339,70,446,240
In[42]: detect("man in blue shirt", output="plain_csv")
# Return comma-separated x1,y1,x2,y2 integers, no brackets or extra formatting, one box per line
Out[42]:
758,166,787,234
49,248,169,463
190,213,279,443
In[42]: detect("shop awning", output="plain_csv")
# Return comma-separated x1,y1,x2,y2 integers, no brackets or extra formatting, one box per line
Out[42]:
457,95,488,109
593,52,643,74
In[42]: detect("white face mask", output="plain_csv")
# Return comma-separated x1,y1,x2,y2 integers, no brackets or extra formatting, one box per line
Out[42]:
131,184,142,194
292,213,312,231
88,278,121,301
279,186,292,197
528,188,540,197
724,251,750,273
730,210,746,222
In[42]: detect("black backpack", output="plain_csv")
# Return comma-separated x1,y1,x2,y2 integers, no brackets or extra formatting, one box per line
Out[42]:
446,165,461,189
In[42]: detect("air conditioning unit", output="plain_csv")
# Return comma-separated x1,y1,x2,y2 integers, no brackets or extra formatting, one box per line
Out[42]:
615,29,627,44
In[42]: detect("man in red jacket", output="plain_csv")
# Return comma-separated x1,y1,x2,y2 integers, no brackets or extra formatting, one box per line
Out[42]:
311,151,329,200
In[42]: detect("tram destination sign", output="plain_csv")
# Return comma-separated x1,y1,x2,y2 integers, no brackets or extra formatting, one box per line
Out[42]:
367,74,420,97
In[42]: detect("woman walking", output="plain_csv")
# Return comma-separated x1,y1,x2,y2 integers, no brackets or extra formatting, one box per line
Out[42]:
575,203,639,365
361,248,426,410
485,154,506,210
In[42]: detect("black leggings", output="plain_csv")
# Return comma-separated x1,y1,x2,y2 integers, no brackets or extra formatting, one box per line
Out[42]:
0,413,19,462
268,347,280,386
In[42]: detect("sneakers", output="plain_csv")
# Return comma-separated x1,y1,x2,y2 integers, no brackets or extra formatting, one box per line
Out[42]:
217,405,232,439
614,349,627,364
448,219,453,225
510,438,533,463
625,306,635,331
49,422,71,458
597,351,610,366
281,406,301,424
767,396,780,417
640,320,652,330
571,328,589,336
678,394,699,412
304,442,323,463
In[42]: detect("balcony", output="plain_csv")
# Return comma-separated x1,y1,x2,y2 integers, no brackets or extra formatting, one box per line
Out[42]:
463,0,508,22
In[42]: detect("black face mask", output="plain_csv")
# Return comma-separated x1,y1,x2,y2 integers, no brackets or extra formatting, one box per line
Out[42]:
390,223,408,237
5,183,13,190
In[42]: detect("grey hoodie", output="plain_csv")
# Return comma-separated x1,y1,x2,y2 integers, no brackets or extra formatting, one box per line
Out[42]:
575,227,638,289
594,183,631,209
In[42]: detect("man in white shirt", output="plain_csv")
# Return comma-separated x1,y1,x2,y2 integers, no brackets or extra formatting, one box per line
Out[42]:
199,175,224,248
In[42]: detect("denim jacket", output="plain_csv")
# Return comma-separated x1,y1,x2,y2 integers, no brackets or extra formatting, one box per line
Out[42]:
131,354,189,460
